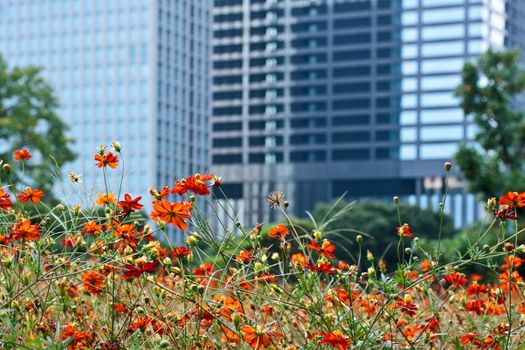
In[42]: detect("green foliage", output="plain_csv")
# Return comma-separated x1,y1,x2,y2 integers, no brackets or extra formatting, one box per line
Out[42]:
309,199,456,268
0,55,75,197
455,49,525,198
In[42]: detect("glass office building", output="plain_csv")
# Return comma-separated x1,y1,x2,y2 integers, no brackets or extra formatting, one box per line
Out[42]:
0,0,211,238
211,0,525,227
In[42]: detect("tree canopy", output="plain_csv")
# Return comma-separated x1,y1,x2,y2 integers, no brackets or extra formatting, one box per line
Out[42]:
0,55,75,196
455,49,525,199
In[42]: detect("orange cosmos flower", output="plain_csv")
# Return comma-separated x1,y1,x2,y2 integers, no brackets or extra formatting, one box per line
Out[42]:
10,218,41,241
236,249,254,264
172,173,215,196
13,148,32,161
150,200,192,230
465,299,485,315
128,316,152,332
81,221,103,236
396,223,413,238
268,224,288,239
117,193,143,215
499,191,525,208
0,188,13,210
81,270,105,295
444,271,468,287
319,330,351,350
241,325,272,349
94,152,119,169
307,239,336,259
16,187,44,203
96,192,117,206
291,252,307,268
171,246,191,263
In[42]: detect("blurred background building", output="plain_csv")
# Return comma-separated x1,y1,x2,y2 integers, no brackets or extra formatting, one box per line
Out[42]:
211,0,525,227
0,0,211,208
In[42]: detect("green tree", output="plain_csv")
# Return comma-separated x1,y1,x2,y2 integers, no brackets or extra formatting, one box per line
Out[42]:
0,55,75,196
455,49,525,199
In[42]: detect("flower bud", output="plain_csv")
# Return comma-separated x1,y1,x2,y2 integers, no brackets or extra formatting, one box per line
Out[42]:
2,163,11,174
284,200,289,208
157,220,167,230
170,267,182,276
313,230,322,240
189,195,196,203
487,197,497,210
97,145,107,155
232,312,241,327
73,204,81,216
367,250,374,261
444,162,452,171
393,196,399,204
404,247,411,254
356,235,363,243
483,244,491,253
186,235,198,247
112,141,121,152
235,221,242,228
504,243,515,253
271,252,279,260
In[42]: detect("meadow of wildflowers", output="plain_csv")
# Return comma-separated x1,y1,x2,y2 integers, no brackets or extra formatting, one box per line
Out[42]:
1,144,525,349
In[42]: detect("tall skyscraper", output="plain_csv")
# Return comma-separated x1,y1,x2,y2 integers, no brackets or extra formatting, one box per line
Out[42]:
0,0,211,217
211,0,525,227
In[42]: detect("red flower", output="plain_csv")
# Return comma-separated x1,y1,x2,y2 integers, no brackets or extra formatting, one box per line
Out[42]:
306,261,337,275
194,263,214,277
256,273,278,283
150,200,192,230
13,148,32,161
0,188,13,211
444,271,468,287
60,325,94,350
61,234,79,247
16,187,44,203
268,224,288,239
236,249,254,264
82,221,103,236
10,218,41,241
467,281,489,295
118,193,143,215
94,152,119,169
122,261,157,280
171,246,192,262
499,191,525,208
172,173,215,196
241,325,272,349
465,299,485,315
307,239,336,259
82,270,105,295
460,332,478,345
396,295,418,317
128,316,152,332
396,223,413,238
493,206,518,220
320,330,351,350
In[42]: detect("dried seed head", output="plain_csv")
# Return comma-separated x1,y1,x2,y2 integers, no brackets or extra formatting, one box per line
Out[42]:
444,162,452,171
266,191,285,209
